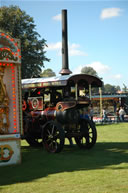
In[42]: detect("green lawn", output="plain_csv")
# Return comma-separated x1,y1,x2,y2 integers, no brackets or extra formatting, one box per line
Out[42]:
1,123,128,193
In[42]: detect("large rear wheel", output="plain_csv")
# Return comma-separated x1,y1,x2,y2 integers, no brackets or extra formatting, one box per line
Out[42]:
75,120,97,149
42,121,65,153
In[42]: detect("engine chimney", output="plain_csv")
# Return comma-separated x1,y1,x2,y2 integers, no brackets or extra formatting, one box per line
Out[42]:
59,9,72,75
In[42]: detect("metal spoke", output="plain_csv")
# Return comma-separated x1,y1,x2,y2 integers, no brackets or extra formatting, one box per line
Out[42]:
47,129,51,135
51,125,55,135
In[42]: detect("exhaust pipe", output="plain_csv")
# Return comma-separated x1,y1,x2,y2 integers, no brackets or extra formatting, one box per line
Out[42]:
59,9,72,75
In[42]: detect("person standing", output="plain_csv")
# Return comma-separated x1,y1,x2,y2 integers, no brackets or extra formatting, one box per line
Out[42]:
116,107,120,122
102,108,107,122
89,106,94,121
119,107,126,122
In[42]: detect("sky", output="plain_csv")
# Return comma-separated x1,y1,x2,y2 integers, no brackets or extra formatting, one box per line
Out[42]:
0,0,128,88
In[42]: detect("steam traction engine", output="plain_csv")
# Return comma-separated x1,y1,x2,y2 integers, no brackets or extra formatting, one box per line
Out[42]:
22,74,102,153
22,10,102,153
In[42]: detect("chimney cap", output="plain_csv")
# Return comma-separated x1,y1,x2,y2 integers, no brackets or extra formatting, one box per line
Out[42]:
59,68,72,75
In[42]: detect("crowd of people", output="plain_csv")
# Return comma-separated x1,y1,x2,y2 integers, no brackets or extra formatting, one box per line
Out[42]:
80,105,127,123
102,106,126,122
78,105,127,123
81,105,127,123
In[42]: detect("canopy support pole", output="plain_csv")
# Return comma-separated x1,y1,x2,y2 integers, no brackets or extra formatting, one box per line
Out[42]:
99,87,102,117
89,84,91,100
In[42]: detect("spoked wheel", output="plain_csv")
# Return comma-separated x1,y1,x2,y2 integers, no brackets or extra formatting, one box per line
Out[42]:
75,120,97,149
42,121,65,153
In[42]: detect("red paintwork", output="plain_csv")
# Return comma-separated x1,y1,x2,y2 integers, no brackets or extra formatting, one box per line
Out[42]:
44,107,56,120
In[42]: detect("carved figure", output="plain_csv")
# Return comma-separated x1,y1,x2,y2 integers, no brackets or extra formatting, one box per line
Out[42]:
0,66,9,134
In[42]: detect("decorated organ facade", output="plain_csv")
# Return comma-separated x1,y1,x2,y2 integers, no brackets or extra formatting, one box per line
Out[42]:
0,32,22,166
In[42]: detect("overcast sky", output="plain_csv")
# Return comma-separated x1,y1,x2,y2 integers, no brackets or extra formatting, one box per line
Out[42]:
1,0,128,88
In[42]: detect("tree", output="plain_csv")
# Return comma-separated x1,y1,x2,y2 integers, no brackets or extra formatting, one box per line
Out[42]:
103,84,120,94
40,68,56,77
0,6,50,78
116,86,121,92
81,66,98,77
81,66,102,94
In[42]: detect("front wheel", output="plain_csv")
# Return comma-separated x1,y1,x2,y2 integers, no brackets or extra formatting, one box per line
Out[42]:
75,120,97,149
42,121,65,153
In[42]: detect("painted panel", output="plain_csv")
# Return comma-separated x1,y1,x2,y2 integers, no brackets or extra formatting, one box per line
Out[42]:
0,32,21,64
0,32,22,166
0,134,21,166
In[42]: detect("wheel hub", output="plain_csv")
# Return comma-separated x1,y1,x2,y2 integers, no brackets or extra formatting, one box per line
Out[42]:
48,134,53,140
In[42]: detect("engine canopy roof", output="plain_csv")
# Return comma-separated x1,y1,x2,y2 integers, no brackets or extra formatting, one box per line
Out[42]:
22,74,102,89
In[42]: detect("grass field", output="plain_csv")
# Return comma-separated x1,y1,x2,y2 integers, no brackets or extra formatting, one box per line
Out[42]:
1,123,128,193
